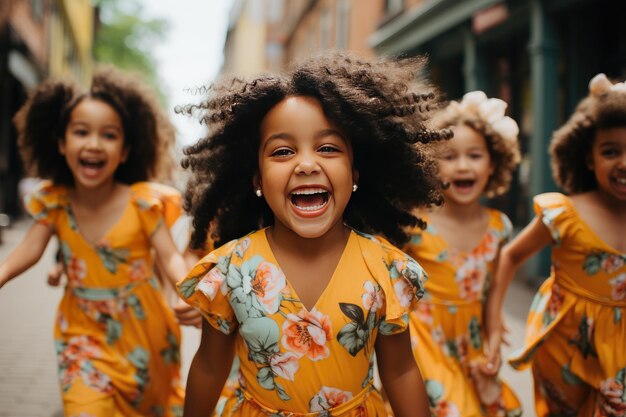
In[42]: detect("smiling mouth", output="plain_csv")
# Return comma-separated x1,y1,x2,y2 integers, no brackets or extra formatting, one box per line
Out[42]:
453,179,476,189
79,158,106,169
290,188,330,211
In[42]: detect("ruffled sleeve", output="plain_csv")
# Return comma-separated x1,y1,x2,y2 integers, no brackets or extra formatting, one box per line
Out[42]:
533,192,574,246
131,182,182,238
176,239,239,334
497,210,514,245
356,232,427,335
23,180,64,230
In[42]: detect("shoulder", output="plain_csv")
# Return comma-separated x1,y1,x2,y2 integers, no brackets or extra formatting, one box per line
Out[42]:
24,180,67,209
533,192,571,211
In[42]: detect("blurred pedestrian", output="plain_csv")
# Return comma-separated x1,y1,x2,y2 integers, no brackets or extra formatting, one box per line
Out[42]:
403,91,523,416
0,66,201,417
486,73,626,416
175,51,452,417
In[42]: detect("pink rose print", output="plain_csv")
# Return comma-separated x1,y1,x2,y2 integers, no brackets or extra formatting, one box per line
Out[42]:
602,255,624,274
198,267,225,301
362,281,384,312
251,261,285,314
129,260,147,281
67,256,87,284
394,278,414,308
309,386,354,412
268,351,300,381
609,274,626,301
282,308,333,361
432,401,461,417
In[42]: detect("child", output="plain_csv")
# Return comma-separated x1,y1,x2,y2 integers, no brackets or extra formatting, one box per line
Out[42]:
175,52,452,417
0,66,200,417
486,73,626,416
403,91,523,416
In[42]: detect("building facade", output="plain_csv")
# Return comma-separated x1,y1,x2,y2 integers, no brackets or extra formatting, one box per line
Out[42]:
0,0,95,219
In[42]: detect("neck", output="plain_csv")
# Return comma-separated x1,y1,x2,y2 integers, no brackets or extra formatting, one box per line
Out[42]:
71,180,119,207
268,220,350,258
435,198,485,222
593,189,626,214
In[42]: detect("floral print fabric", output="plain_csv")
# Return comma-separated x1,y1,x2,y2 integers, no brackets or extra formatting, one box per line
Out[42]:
509,193,626,417
25,181,184,417
177,228,426,416
404,209,522,417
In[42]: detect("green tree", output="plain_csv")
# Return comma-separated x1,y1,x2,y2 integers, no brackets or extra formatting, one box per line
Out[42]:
93,0,168,99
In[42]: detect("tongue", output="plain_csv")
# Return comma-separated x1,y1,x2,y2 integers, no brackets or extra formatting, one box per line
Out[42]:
293,193,325,208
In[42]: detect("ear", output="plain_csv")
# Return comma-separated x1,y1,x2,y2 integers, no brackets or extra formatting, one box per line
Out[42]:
352,168,360,186
488,160,495,176
586,154,594,171
58,139,66,156
121,146,130,163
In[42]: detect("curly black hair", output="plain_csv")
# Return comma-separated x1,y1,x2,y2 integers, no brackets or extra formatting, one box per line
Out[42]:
14,65,176,186
179,52,452,249
550,83,626,193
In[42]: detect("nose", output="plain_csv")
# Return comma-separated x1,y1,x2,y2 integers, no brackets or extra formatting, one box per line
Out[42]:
294,151,320,175
85,133,101,149
456,155,470,170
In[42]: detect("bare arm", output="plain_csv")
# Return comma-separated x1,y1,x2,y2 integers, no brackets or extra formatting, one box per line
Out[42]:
0,222,52,289
184,319,237,417
376,331,429,417
482,216,552,373
151,223,202,327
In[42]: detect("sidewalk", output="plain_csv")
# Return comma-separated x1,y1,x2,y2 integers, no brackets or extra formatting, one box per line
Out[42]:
0,219,536,416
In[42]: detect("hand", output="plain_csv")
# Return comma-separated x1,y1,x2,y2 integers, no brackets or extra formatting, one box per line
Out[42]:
480,316,507,376
47,262,64,286
173,301,202,328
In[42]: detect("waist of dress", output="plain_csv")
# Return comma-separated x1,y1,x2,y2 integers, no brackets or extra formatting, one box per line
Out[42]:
241,385,375,417
68,277,158,301
422,296,483,307
555,276,626,307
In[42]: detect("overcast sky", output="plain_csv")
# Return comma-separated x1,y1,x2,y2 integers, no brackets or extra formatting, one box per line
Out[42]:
141,0,234,146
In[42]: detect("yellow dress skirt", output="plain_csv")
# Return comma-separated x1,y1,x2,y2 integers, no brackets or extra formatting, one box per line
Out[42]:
404,209,522,417
177,228,427,417
26,181,185,417
509,193,626,417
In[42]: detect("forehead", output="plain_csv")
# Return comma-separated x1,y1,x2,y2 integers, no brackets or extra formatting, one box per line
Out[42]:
260,96,336,137
594,126,626,144
446,124,487,149
69,98,122,125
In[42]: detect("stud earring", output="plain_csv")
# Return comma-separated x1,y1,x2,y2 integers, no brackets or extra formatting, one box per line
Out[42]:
352,184,358,192
255,188,263,197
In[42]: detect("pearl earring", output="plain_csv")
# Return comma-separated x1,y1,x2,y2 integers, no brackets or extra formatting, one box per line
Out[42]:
255,188,263,197
352,184,358,192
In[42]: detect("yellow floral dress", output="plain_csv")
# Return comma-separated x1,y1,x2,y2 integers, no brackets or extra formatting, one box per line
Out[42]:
177,228,426,417
508,193,626,417
25,181,185,417
404,209,522,417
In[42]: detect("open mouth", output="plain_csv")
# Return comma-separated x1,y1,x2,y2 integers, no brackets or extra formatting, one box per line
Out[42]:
452,179,476,190
290,188,330,212
79,157,106,177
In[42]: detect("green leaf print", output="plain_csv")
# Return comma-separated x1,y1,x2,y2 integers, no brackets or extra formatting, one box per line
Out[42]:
436,249,448,262
561,364,583,385
160,332,181,365
179,276,200,299
127,295,145,320
615,307,623,324
257,366,275,390
569,314,597,359
410,233,422,245
275,382,291,401
96,245,129,274
106,318,122,345
337,303,370,356
425,380,444,407
582,253,603,275
240,317,280,365
468,316,482,349
617,368,626,403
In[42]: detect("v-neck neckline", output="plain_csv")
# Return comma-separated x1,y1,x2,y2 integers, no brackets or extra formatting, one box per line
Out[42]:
564,194,626,255
261,228,354,312
65,186,133,248
428,209,495,257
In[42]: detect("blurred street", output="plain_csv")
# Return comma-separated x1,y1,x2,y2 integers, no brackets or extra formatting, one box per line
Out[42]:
0,218,537,416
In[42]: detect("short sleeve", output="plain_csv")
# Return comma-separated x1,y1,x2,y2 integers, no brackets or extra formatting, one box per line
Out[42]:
131,182,182,238
177,239,239,334
23,180,63,229
356,233,427,336
498,211,514,245
533,192,574,246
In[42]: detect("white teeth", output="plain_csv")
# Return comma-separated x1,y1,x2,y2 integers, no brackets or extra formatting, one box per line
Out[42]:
291,188,327,195
295,203,325,211
616,178,626,185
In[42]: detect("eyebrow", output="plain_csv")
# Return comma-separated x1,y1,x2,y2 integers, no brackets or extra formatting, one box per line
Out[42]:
263,128,346,147
68,121,122,131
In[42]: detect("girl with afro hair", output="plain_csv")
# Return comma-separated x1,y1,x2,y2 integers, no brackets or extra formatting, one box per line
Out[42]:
487,73,626,416
175,51,452,417
403,91,523,417
0,66,200,416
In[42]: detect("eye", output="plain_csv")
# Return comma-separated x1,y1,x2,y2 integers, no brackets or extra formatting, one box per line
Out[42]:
440,153,455,161
270,148,293,157
600,148,619,158
318,145,340,153
469,152,485,160
73,128,88,136
102,132,120,140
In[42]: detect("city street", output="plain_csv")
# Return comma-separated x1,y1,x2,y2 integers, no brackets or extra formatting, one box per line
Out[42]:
0,218,536,416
